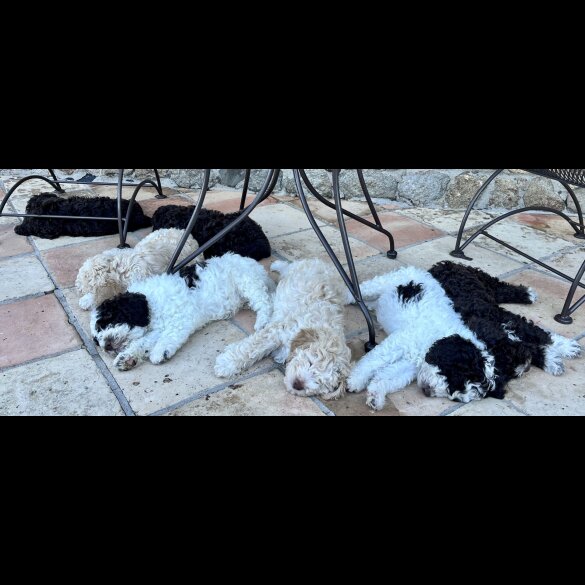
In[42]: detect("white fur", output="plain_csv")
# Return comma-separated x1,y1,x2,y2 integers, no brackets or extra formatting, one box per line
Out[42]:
347,266,488,411
77,228,199,309
544,333,582,375
214,259,351,400
91,253,275,370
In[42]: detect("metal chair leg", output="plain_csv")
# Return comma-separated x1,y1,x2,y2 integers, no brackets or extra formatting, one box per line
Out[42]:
153,169,166,199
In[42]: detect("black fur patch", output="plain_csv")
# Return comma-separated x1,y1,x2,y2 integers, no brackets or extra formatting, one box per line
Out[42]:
14,193,151,240
426,335,489,397
179,263,207,288
152,206,271,260
397,281,423,303
95,293,150,331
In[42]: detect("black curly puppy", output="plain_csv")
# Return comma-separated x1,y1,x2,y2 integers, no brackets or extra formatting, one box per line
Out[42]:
422,261,582,400
152,205,271,260
14,193,151,239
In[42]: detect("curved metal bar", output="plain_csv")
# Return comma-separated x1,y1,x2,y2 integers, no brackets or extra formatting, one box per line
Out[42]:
170,170,277,273
294,169,377,352
116,169,129,249
356,169,383,227
555,259,585,324
122,179,160,242
299,169,396,257
560,181,585,237
455,205,583,256
260,169,281,204
451,169,505,258
239,169,251,211
0,175,64,214
47,169,65,193
153,169,166,199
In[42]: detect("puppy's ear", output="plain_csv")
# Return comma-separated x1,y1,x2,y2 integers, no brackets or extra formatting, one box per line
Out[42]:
290,329,320,354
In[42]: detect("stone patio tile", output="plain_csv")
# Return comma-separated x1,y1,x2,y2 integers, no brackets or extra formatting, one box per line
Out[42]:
201,191,278,214
502,270,585,338
247,203,326,239
473,220,579,263
167,369,325,416
505,353,585,416
512,212,584,243
325,390,401,416
345,212,445,251
389,386,455,416
41,236,123,289
0,220,33,258
449,400,525,416
0,294,81,369
271,225,379,263
396,236,525,276
290,198,377,225
546,247,585,279
0,349,123,416
101,321,274,416
89,184,179,202
353,253,407,283
395,208,496,234
0,255,54,302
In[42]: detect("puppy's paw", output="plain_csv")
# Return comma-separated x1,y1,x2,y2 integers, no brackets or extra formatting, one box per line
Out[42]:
150,349,172,365
114,353,138,371
347,372,368,393
254,314,271,331
366,391,386,411
214,353,240,378
79,293,95,311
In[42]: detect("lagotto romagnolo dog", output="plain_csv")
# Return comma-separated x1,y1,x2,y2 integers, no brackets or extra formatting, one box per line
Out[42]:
91,253,275,371
214,259,352,400
152,205,271,261
418,261,582,401
76,228,199,310
14,193,151,239
347,266,492,410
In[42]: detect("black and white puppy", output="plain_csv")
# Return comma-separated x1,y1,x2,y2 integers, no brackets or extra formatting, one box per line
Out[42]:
152,205,271,260
14,193,151,239
418,262,582,401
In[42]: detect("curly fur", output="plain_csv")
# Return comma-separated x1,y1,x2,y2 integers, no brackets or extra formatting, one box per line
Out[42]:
14,193,151,239
347,266,491,410
214,259,351,400
91,253,275,371
76,229,199,310
428,261,582,395
152,205,271,260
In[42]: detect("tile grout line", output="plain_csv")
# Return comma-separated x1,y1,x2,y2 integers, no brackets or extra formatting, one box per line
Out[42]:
29,241,136,416
150,364,279,416
0,346,82,374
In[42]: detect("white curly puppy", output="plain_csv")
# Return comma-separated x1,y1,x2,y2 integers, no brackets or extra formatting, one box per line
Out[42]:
215,259,352,400
91,253,275,371
347,266,490,411
76,228,199,310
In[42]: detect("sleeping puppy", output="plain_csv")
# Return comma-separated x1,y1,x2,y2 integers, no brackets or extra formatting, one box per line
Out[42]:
152,205,271,260
14,193,151,239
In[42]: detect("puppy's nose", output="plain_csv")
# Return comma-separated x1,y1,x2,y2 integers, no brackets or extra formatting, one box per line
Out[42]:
104,342,114,352
422,385,432,397
93,337,99,346
293,379,305,391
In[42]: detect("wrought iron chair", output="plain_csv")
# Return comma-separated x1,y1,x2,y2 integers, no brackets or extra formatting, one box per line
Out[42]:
0,169,166,249
168,169,397,351
451,169,585,324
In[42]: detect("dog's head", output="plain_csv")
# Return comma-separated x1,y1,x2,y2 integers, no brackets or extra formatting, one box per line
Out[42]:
285,328,351,400
91,293,150,355
418,335,497,403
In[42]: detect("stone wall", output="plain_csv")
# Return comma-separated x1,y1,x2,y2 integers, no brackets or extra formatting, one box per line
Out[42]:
57,169,585,213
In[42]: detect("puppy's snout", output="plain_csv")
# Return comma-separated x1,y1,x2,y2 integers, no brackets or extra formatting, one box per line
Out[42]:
293,379,305,391
104,342,114,352
422,385,432,397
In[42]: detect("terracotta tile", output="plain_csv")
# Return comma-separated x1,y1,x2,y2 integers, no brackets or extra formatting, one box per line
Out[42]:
0,349,124,416
290,198,378,225
0,255,54,302
138,196,194,218
203,193,277,214
503,270,585,337
395,208,495,234
167,370,325,416
42,236,123,288
512,212,585,243
0,222,33,258
346,212,445,251
0,294,81,368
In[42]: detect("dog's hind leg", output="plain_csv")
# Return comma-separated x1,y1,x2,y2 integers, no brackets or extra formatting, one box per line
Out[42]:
365,360,418,411
348,339,403,394
215,326,282,378
494,281,537,305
